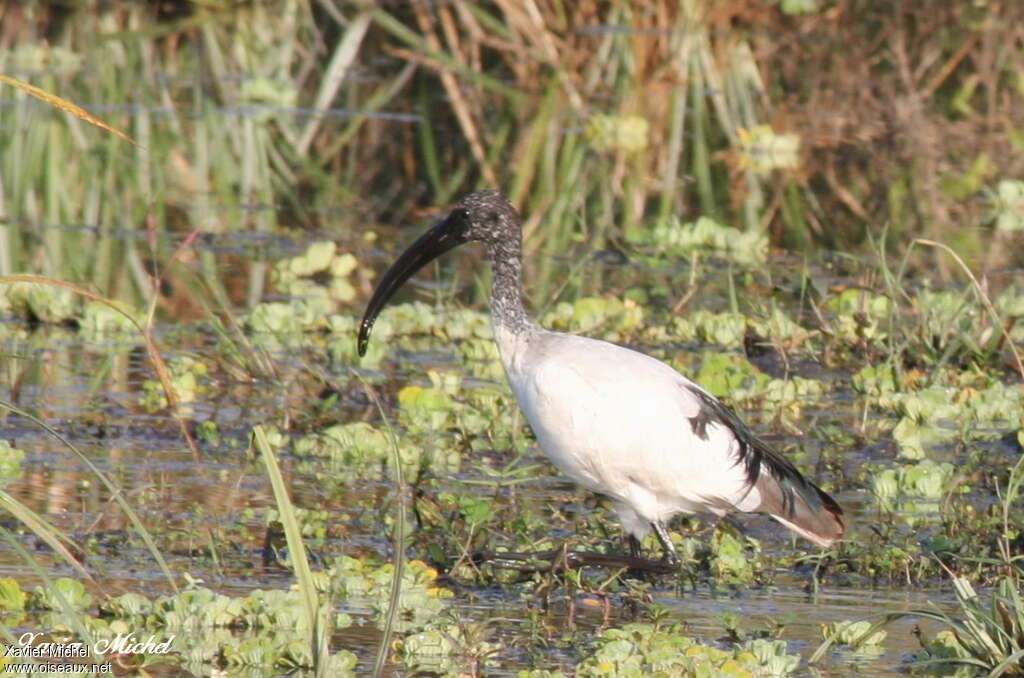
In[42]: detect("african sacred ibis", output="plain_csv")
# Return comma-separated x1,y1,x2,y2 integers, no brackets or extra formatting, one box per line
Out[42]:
358,190,844,564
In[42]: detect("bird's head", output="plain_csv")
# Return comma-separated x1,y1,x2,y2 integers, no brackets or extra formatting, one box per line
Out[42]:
357,190,520,356
449,189,520,247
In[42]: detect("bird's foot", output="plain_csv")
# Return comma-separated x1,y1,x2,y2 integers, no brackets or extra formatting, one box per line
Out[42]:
651,521,680,567
628,535,643,560
623,529,680,580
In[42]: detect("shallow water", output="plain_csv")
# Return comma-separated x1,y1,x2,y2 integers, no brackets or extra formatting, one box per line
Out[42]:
1,232,1020,676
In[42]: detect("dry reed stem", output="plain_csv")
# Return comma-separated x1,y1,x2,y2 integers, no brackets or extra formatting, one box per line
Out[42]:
410,0,498,188
0,75,138,147
296,10,372,156
521,0,584,112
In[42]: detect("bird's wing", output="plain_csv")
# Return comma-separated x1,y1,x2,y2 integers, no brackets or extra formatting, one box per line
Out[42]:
517,332,844,545
515,333,744,500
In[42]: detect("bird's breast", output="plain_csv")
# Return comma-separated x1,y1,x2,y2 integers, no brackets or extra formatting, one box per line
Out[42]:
506,366,609,491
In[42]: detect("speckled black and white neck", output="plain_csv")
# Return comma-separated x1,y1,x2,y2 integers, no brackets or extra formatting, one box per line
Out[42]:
487,236,532,336
453,190,534,337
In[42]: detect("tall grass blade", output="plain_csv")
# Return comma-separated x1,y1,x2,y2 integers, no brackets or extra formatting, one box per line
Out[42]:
409,0,497,187
911,239,1024,380
0,489,93,584
253,425,328,677
0,400,177,592
0,526,97,649
689,53,714,217
369,7,523,103
323,60,417,158
359,375,407,678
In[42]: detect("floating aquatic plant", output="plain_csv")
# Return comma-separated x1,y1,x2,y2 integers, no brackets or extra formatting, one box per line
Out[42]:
691,352,825,417
95,582,357,673
0,578,27,614
272,241,361,313
710,530,762,588
519,621,799,677
80,299,142,342
585,114,650,154
0,441,25,483
629,215,768,265
1,279,78,324
871,459,966,521
737,124,802,175
30,577,92,613
329,556,453,632
682,311,749,349
825,288,894,347
821,619,887,655
398,617,501,675
542,296,644,341
879,381,1024,459
139,355,209,412
987,179,1024,233
293,419,461,480
247,299,327,352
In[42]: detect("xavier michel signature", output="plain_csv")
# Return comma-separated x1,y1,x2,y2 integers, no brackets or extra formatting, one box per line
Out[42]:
5,631,175,658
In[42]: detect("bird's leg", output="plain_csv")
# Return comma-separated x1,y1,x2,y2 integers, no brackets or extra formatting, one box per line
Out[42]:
628,535,643,559
651,521,679,566
624,534,652,581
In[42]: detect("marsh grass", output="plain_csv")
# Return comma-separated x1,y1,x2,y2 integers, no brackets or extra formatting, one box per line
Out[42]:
997,448,1024,569
909,239,1024,381
0,273,200,455
254,425,332,677
0,530,97,657
2,3,1024,674
918,574,1024,676
812,572,1024,676
0,484,91,585
248,367,412,676
0,401,177,591
3,1,1021,310
812,451,1024,674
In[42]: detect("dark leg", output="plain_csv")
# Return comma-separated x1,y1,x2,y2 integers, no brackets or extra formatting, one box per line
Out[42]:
651,521,679,566
625,534,651,581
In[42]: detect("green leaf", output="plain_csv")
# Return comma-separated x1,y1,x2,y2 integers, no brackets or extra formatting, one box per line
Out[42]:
0,578,26,612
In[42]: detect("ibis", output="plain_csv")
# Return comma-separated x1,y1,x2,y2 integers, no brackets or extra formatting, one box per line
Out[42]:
358,190,844,565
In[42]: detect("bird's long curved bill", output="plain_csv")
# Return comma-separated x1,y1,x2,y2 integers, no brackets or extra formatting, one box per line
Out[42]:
357,210,469,356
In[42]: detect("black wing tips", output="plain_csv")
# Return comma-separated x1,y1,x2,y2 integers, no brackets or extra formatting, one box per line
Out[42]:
753,439,845,547
771,467,845,546
683,384,845,547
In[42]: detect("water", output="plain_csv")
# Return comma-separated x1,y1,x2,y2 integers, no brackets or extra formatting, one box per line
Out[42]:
0,232,1015,676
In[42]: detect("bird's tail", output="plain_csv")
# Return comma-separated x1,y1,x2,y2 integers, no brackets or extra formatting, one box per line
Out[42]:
754,472,844,548
681,384,844,547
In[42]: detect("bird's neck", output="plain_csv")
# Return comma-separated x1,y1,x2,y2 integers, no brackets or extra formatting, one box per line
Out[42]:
487,241,531,336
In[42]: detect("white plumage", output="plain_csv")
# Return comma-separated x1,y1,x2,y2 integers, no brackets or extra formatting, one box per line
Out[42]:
497,327,761,531
359,190,844,563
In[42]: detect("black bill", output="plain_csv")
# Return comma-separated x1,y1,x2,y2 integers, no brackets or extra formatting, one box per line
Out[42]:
357,208,471,356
